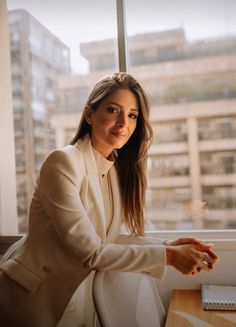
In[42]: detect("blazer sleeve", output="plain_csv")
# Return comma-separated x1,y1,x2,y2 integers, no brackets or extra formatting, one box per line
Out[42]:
115,234,165,246
38,150,167,279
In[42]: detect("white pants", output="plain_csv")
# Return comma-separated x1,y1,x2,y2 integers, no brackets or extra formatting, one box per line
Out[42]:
57,272,96,327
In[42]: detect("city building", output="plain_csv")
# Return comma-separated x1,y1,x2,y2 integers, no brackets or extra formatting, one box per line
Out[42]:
52,29,236,230
9,9,70,232
2,1,236,316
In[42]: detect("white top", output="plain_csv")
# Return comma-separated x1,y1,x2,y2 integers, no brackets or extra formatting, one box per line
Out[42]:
92,147,115,231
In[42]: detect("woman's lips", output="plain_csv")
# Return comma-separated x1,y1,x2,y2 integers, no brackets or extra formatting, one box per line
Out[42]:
111,131,126,137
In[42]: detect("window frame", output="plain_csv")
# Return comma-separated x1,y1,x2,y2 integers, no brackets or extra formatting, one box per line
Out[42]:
0,0,18,235
1,0,235,241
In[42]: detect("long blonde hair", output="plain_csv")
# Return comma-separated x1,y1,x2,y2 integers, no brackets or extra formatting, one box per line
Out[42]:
70,72,153,236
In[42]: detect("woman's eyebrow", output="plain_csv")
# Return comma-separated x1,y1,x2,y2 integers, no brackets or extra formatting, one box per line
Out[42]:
107,102,139,111
106,101,122,107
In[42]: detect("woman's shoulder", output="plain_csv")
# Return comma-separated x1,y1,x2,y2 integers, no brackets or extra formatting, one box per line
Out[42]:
49,134,90,160
41,145,84,175
47,144,81,162
40,135,91,174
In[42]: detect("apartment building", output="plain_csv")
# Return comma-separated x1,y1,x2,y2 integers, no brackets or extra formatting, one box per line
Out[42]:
9,9,70,232
51,29,236,230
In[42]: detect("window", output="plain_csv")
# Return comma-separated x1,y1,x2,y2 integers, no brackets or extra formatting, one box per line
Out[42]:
6,0,118,233
198,117,236,140
126,0,236,231
3,0,236,234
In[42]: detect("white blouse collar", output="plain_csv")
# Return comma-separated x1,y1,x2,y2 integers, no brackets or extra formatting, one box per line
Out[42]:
92,147,114,176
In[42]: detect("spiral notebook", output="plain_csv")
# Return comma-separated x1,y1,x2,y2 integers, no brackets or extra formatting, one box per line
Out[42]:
201,284,236,311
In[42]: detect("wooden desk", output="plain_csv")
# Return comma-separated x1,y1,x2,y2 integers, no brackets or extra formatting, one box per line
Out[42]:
165,289,236,327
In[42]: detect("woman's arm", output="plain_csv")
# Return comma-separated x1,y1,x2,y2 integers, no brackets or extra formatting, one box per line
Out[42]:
115,234,165,245
38,150,167,279
39,150,217,279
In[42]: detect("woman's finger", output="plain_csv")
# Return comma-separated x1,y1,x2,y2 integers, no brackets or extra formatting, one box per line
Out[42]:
205,249,218,261
197,246,218,262
171,237,203,246
195,243,217,257
181,237,203,244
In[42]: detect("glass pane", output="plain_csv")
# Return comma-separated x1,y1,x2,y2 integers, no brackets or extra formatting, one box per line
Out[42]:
7,0,118,232
126,0,236,230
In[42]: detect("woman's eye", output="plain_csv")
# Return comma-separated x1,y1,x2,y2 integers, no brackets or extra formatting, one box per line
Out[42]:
107,107,119,113
129,113,138,119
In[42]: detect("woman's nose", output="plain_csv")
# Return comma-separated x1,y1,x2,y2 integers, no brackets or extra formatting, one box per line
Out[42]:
116,114,127,127
116,120,123,127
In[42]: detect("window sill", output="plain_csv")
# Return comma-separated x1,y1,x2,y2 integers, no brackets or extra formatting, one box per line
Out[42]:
145,229,236,250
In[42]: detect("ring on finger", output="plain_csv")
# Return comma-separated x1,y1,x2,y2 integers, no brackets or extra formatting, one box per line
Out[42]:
203,253,210,265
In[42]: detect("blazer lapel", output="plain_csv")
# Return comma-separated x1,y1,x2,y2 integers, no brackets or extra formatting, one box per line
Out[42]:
105,165,123,243
76,135,106,241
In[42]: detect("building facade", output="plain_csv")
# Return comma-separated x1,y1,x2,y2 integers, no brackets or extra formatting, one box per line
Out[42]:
9,9,70,232
53,29,236,230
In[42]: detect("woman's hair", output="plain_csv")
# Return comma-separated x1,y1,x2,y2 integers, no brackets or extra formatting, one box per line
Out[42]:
70,72,153,236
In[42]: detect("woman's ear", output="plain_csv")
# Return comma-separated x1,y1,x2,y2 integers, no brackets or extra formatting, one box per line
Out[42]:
85,106,93,125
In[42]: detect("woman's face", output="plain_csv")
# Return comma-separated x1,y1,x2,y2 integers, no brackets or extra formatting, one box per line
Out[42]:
86,88,139,158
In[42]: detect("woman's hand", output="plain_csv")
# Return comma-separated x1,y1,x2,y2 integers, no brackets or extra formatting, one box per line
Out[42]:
164,237,204,246
164,237,218,267
166,242,218,275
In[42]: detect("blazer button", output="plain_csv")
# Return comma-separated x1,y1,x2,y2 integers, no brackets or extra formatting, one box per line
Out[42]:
42,266,52,273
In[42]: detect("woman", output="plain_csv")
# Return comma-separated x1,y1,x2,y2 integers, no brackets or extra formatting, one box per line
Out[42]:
0,72,217,327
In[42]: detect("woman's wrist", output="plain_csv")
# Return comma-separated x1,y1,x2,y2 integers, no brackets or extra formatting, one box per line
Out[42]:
166,245,175,266
163,239,171,246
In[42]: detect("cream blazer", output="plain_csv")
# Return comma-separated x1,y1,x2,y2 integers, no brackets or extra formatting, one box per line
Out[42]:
0,135,166,327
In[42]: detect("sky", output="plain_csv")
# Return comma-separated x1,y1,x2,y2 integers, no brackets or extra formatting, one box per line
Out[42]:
7,0,236,73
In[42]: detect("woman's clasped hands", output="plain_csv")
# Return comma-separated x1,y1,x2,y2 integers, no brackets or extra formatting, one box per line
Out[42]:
164,237,218,276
